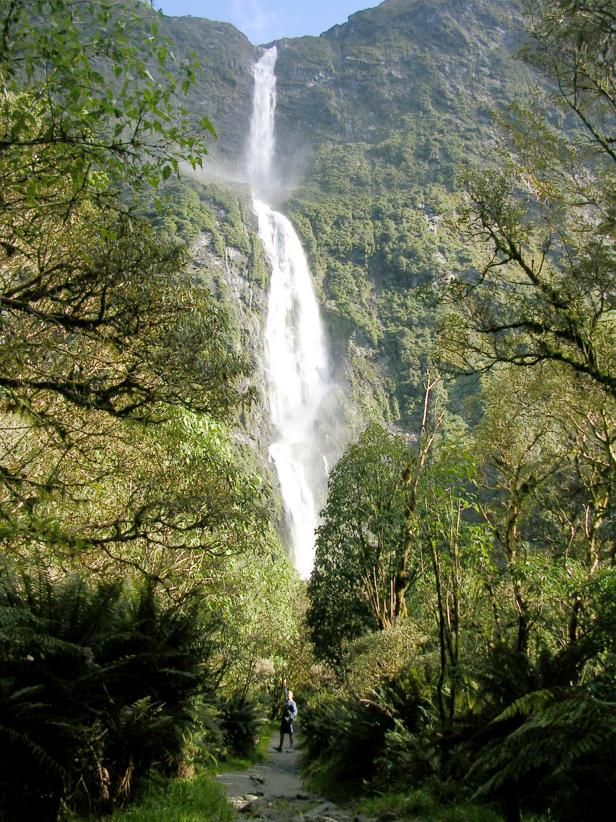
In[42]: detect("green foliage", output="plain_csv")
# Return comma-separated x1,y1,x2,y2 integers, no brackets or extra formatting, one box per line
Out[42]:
150,180,255,259
305,366,615,817
200,539,303,696
287,178,464,428
301,624,433,796
0,564,219,819
0,0,256,577
472,688,616,821
286,2,615,819
579,569,616,656
105,770,234,822
440,0,616,398
356,788,440,820
276,0,527,432
307,424,414,664
216,692,265,759
372,720,435,791
0,0,212,207
0,0,266,578
356,789,502,822
302,691,389,798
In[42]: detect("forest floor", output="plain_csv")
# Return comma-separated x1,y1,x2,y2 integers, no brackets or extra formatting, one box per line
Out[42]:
217,732,372,822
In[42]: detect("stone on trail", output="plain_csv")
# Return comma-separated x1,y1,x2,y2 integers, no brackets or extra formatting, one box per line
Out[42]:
302,801,352,821
219,733,352,821
229,794,261,812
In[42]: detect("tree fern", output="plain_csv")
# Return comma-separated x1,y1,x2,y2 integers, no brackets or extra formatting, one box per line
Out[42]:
472,688,616,819
0,562,218,819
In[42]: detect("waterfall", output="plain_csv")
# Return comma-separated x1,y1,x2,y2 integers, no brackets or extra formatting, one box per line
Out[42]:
247,47,331,579
246,47,277,192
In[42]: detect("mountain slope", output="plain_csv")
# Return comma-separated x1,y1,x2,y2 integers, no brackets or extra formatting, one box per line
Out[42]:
161,0,533,429
275,0,526,160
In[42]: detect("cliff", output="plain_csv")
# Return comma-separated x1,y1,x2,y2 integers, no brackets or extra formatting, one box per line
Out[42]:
160,0,532,429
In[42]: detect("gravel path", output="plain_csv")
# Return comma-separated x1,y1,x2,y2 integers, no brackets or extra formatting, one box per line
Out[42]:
217,732,366,822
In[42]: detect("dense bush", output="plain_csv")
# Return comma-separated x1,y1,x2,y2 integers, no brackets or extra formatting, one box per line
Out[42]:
301,626,432,795
471,688,616,822
0,566,218,820
216,691,265,758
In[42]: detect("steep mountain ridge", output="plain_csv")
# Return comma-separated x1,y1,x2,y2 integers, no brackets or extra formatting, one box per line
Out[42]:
274,0,525,157
161,0,527,174
159,15,257,164
159,0,533,429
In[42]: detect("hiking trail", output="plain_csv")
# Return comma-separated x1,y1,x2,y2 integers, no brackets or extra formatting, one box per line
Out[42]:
217,731,374,822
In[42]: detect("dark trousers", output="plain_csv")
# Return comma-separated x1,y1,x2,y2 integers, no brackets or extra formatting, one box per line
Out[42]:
277,720,294,750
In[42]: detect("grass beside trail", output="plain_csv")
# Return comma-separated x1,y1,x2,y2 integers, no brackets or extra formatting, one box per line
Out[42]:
96,721,276,822
106,771,233,822
354,790,546,821
355,789,503,822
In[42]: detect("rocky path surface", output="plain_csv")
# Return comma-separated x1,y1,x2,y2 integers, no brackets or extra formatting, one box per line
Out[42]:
217,733,372,822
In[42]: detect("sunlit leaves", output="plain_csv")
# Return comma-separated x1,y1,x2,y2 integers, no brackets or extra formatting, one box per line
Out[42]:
0,0,213,211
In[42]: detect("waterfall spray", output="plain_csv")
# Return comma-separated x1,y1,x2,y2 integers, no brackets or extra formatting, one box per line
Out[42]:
246,48,332,578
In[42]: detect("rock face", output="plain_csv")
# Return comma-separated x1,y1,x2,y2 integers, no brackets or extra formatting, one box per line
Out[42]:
163,0,527,176
273,0,525,171
160,0,534,433
159,15,257,166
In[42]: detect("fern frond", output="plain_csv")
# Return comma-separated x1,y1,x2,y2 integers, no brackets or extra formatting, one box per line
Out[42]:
474,691,616,798
494,687,567,721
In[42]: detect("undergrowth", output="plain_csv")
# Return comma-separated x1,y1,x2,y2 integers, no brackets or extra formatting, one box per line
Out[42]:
79,771,234,822
215,719,276,773
355,789,503,821
76,720,277,820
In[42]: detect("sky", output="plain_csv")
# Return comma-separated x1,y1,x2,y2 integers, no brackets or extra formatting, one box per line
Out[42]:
154,1,378,44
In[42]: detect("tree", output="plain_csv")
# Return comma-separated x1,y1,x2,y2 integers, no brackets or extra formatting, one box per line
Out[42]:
440,0,616,398
0,1,261,564
308,374,447,664
1,408,272,577
419,448,492,771
307,424,413,663
306,414,443,665
0,0,213,209
0,0,241,425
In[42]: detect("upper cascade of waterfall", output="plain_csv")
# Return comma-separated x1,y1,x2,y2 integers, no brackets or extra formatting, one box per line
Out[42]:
246,46,278,194
246,46,336,580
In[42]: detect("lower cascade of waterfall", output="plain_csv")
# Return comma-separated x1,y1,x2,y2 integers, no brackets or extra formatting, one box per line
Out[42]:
254,197,331,579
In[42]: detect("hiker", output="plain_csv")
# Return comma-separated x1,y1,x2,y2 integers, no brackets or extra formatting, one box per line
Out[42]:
275,677,297,751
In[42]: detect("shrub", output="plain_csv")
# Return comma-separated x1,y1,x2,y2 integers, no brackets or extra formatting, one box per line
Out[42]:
301,625,433,794
472,688,616,821
216,691,265,758
0,565,218,819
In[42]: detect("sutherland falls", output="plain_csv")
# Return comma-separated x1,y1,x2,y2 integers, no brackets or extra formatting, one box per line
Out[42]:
246,47,333,579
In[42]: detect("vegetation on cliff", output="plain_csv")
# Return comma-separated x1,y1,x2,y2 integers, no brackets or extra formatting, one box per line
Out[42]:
1,1,615,820
0,2,300,818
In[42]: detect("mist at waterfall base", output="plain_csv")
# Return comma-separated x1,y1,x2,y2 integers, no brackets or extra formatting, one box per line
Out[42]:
246,47,341,579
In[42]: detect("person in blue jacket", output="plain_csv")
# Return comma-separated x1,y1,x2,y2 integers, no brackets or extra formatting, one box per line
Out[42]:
275,677,297,751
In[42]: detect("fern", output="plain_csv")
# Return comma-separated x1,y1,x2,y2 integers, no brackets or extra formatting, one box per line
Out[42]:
0,563,218,819
472,688,616,818
217,691,265,757
0,723,67,778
